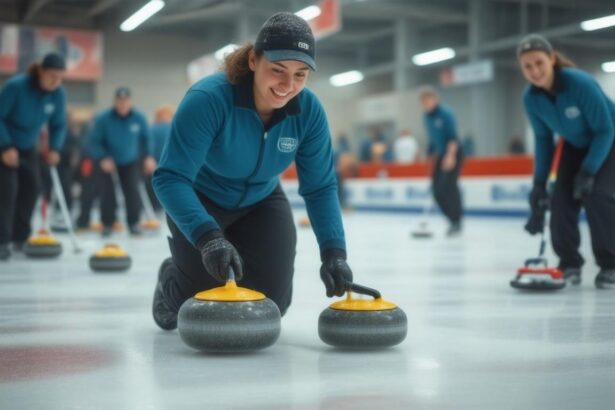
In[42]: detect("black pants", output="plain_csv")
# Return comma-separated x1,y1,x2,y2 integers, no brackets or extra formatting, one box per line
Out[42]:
76,158,101,228
432,149,464,225
0,149,40,245
162,185,297,316
551,142,615,270
100,162,141,228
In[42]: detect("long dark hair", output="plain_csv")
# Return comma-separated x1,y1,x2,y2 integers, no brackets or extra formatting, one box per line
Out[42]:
222,43,263,84
27,62,41,79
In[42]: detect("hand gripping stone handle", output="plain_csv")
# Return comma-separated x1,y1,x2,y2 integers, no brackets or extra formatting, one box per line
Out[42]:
347,283,381,299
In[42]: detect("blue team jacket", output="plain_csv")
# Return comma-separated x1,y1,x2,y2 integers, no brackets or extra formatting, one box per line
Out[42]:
0,73,66,151
88,108,152,165
150,121,171,161
524,67,615,183
153,72,346,251
424,104,459,156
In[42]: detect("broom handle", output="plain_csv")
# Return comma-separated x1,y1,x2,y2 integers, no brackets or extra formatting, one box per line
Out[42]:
50,166,82,253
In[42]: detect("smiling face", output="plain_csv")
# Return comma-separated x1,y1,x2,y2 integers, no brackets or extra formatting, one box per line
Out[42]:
249,51,310,118
519,50,557,90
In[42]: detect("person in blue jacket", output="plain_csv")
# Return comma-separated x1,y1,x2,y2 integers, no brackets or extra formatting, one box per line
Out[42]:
145,104,174,212
519,34,615,289
0,53,67,260
88,87,156,237
419,86,464,236
151,12,353,330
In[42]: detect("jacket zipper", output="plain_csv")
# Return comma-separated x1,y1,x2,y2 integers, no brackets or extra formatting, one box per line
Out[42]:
234,130,268,208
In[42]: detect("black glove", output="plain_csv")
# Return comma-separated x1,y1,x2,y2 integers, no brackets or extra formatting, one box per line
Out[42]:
524,210,545,235
197,231,243,283
528,184,549,214
525,184,549,235
573,170,594,200
320,249,353,297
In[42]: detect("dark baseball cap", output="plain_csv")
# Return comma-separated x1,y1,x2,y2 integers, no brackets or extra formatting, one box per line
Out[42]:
115,87,131,98
254,12,316,71
517,34,553,57
41,52,66,70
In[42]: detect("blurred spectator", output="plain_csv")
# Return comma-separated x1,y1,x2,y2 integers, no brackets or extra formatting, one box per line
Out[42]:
146,104,174,211
359,127,393,163
419,85,464,236
333,131,357,209
461,131,476,157
393,129,419,164
336,152,358,210
150,105,174,161
508,135,526,154
335,132,351,156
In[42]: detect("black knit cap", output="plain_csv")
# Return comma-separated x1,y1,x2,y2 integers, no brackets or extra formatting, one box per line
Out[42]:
517,34,553,57
41,52,66,70
254,12,316,71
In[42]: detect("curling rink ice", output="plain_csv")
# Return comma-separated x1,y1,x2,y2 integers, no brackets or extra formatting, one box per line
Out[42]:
1,211,614,410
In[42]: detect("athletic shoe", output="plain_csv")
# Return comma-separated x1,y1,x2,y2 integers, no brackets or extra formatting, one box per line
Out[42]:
446,222,462,237
153,257,178,330
561,267,582,285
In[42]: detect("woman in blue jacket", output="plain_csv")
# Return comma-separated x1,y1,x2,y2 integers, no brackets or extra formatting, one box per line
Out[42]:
151,12,353,329
519,34,615,289
0,53,67,260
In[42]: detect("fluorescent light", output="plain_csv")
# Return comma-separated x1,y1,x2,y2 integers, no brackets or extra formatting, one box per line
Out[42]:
581,14,615,31
214,44,239,61
602,61,615,73
295,5,321,21
412,47,455,66
329,70,364,87
120,0,165,32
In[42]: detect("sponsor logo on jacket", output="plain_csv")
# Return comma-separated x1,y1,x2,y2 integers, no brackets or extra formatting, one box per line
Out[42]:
130,123,141,133
278,137,298,153
565,106,581,119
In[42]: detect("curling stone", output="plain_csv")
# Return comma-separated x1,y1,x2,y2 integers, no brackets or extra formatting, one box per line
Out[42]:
178,272,281,353
142,219,161,230
318,283,407,349
24,229,62,258
298,216,311,228
113,221,124,232
89,243,132,272
89,222,103,232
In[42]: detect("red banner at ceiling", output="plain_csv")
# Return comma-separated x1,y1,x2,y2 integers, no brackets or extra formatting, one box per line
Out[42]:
309,0,342,40
0,24,103,81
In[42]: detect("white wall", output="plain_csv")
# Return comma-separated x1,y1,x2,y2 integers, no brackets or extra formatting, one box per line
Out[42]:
595,70,615,100
94,30,216,120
